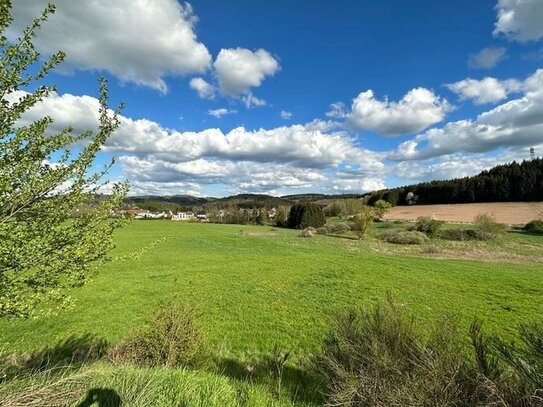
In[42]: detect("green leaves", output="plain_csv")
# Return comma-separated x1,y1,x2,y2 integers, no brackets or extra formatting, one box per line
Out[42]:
0,3,127,317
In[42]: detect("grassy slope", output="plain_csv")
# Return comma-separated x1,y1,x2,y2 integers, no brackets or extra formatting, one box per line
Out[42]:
1,221,542,357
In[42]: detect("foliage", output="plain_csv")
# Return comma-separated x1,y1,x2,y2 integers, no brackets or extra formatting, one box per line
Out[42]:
0,2,127,317
108,302,207,368
315,297,543,407
327,224,350,234
323,198,363,218
316,226,328,235
415,216,444,236
350,206,374,239
474,213,507,240
378,230,429,245
524,220,543,234
373,199,391,218
287,202,325,229
365,158,543,205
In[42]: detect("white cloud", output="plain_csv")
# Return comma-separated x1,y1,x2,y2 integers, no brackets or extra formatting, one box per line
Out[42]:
326,102,347,119
391,69,543,160
280,110,292,120
446,77,521,104
189,77,216,99
494,0,543,42
213,48,279,96
207,108,236,118
241,93,267,108
468,47,507,69
9,0,211,93
345,88,451,136
8,89,383,171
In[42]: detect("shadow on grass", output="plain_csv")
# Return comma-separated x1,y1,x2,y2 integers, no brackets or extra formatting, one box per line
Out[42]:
215,356,323,405
1,334,108,380
76,387,121,407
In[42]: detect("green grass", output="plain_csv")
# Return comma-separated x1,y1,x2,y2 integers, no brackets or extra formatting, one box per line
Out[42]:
1,220,542,405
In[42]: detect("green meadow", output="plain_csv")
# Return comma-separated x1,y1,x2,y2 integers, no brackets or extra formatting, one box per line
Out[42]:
1,220,542,406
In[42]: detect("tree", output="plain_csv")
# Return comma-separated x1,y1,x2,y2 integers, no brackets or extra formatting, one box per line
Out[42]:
373,199,391,219
0,2,128,317
352,206,374,239
287,202,325,229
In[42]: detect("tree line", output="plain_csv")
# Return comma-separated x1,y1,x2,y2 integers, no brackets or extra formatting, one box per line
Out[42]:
365,158,543,206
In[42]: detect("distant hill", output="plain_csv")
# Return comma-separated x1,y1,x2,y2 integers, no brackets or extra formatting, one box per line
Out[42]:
364,158,543,206
125,195,211,211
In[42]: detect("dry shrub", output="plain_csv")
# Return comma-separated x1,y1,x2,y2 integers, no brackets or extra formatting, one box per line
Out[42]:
299,229,314,238
316,227,328,235
107,302,207,368
474,213,507,239
378,230,429,245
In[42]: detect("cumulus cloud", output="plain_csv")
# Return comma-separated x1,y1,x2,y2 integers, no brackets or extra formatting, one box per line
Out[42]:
9,0,211,94
391,69,543,160
189,77,216,99
494,0,543,42
6,88,387,195
213,48,280,96
280,110,292,120
468,47,508,69
446,77,521,104
207,108,236,118
341,88,450,136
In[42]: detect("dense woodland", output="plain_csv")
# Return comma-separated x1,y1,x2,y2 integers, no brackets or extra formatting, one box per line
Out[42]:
365,158,543,206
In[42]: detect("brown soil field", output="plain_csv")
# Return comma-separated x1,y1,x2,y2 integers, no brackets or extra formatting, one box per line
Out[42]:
383,202,543,225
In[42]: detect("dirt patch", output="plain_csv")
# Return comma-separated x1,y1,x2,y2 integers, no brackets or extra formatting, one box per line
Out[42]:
240,231,279,237
384,202,543,225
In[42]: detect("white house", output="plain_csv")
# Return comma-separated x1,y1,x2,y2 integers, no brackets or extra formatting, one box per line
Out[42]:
172,211,195,221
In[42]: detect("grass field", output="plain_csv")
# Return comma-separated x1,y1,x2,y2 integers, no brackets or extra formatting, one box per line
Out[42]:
1,220,542,405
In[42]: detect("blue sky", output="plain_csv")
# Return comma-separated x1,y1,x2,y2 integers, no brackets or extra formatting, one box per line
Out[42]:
8,0,543,197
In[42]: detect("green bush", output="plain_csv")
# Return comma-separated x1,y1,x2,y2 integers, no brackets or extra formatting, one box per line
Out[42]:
523,220,543,234
474,213,507,239
378,230,429,245
316,226,328,235
107,302,207,368
415,216,444,236
315,297,543,407
287,202,326,229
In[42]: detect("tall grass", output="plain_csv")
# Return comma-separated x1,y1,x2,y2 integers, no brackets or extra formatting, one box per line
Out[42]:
315,296,543,406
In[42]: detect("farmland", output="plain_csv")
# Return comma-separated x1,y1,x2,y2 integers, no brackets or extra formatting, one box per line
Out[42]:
383,202,543,225
1,220,542,405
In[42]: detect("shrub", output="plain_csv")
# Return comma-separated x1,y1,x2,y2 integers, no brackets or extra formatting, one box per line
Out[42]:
287,202,326,229
415,216,444,236
327,224,350,234
378,230,429,245
299,229,314,238
474,213,506,239
316,226,328,235
351,206,374,239
315,297,543,407
523,220,543,234
107,302,207,368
